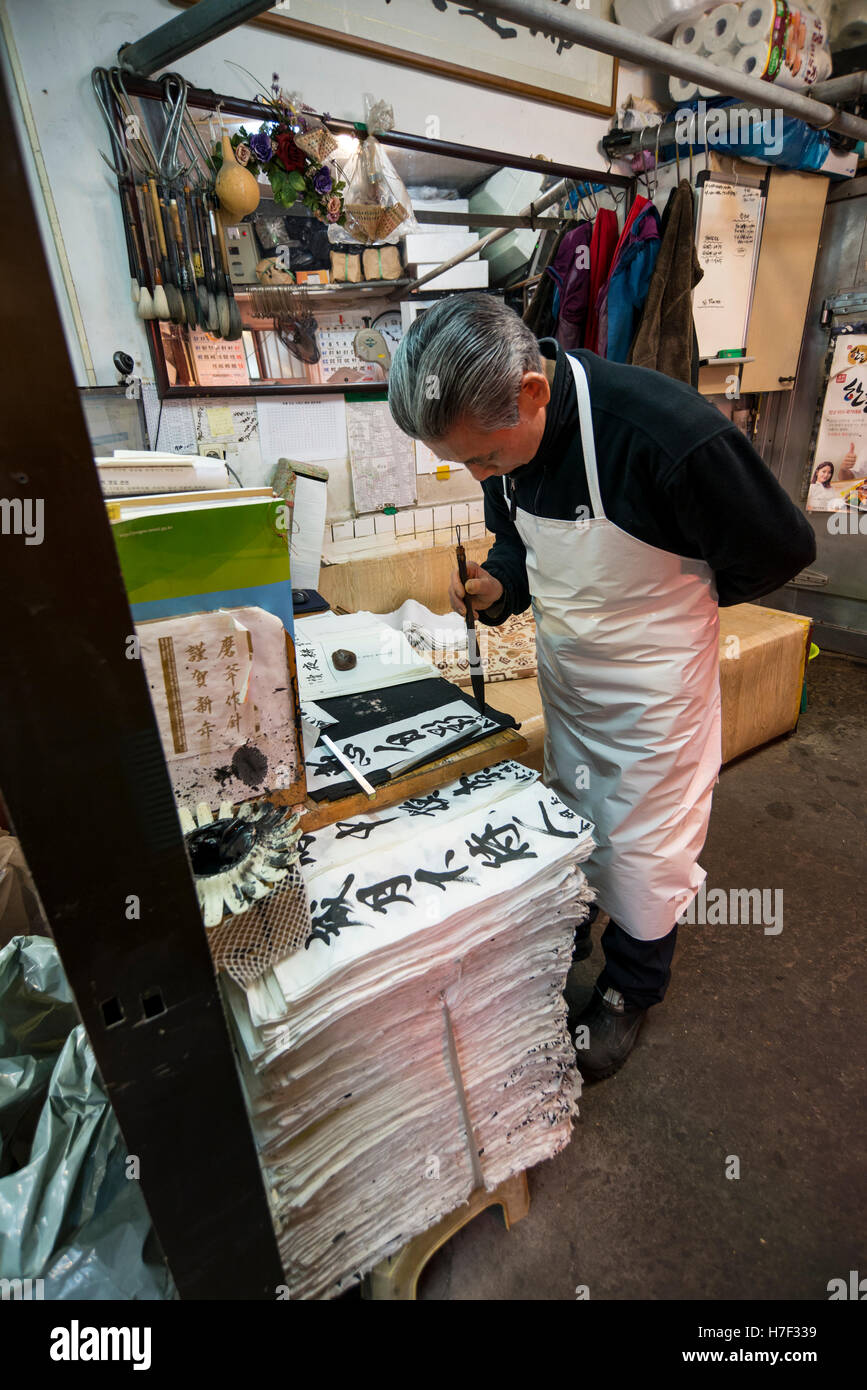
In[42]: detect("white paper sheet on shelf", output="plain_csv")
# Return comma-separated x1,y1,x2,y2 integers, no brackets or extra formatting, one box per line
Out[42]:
257,396,347,465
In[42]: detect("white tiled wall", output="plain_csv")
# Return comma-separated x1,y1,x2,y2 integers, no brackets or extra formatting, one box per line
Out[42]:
323,502,491,561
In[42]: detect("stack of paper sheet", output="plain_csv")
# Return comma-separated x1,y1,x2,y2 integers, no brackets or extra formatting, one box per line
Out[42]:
226,760,595,1299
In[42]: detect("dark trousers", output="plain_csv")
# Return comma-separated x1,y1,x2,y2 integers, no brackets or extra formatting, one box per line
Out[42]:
574,908,677,1009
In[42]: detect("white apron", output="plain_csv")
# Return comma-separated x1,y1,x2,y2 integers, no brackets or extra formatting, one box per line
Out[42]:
512,354,721,940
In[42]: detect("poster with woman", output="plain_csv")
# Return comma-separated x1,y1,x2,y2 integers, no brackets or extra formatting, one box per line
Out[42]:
808,335,867,512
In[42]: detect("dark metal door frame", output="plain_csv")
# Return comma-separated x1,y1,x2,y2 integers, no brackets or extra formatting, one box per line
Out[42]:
0,60,283,1300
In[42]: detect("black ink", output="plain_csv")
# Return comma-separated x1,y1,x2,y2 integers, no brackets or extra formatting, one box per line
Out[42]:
231,743,268,787
372,728,428,752
307,873,362,946
466,821,538,868
514,799,579,839
414,849,473,891
399,792,450,816
334,816,398,840
356,875,414,914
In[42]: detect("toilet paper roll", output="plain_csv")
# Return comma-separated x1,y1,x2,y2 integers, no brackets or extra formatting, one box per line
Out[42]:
736,0,777,47
702,3,741,52
835,0,867,50
736,39,771,79
672,14,707,52
669,74,700,102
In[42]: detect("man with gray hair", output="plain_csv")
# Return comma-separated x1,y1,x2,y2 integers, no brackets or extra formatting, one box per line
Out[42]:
389,293,815,1080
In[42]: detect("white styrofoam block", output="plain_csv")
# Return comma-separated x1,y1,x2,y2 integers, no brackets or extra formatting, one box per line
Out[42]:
413,507,434,533
403,232,479,264
331,520,354,542
468,500,484,523
395,510,415,535
374,512,396,534
407,260,489,290
433,504,453,528
469,522,486,539
412,198,469,213
451,502,469,527
354,515,375,537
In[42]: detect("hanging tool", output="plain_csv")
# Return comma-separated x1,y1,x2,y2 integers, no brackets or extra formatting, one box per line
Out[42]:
147,178,183,322
183,185,210,325
455,524,486,715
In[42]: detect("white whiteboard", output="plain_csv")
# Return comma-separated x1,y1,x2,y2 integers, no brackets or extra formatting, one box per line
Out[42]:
693,180,765,361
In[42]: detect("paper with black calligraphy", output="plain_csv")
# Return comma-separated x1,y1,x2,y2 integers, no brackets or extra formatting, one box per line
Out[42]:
137,606,303,804
274,777,596,1000
304,698,498,791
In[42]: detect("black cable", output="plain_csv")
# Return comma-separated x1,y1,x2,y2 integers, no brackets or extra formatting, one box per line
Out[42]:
225,463,243,488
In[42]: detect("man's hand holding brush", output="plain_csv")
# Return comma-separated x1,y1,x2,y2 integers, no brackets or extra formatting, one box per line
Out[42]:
448,561,503,618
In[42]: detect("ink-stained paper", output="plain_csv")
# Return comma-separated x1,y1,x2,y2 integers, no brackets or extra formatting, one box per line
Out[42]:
304,699,498,792
137,605,305,805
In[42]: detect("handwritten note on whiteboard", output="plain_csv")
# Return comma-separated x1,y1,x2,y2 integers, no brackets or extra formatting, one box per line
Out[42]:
694,181,764,360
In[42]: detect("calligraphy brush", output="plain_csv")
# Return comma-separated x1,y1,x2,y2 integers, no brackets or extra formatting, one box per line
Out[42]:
455,524,486,715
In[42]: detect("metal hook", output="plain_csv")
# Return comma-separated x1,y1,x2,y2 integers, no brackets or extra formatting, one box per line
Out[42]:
158,72,194,184
91,67,131,177
108,66,159,176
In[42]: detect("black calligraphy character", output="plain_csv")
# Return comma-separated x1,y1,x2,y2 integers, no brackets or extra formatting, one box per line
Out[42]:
453,767,507,796
302,660,320,672
309,754,345,780
296,832,317,866
514,799,579,839
356,875,414,914
306,874,362,947
372,728,427,753
341,743,372,768
421,714,480,738
465,821,538,868
414,849,474,891
335,816,398,840
400,792,450,816
450,4,518,40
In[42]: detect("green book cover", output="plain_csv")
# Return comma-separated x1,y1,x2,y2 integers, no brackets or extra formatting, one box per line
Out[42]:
112,499,293,630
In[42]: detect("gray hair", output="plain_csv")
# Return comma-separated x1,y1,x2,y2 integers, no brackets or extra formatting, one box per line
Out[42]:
388,293,543,441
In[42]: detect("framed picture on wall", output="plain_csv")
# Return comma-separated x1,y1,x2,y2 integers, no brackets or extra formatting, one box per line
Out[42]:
172,0,618,115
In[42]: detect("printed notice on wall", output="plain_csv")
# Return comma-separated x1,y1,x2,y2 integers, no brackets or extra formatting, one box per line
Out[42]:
807,335,867,514
188,331,251,387
346,400,417,513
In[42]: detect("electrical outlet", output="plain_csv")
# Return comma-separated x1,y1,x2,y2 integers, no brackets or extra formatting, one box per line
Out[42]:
198,442,228,460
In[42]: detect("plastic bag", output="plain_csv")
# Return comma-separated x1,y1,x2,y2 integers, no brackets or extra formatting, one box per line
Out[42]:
328,134,419,246
0,831,45,949
0,936,174,1299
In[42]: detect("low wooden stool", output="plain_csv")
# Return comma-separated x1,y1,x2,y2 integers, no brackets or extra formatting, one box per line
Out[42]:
362,1171,531,1300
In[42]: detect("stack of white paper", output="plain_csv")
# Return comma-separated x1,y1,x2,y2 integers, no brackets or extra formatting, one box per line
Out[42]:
227,761,595,1299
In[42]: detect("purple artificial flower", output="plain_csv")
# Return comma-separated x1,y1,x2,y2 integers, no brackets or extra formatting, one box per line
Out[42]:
249,130,274,162
313,166,333,195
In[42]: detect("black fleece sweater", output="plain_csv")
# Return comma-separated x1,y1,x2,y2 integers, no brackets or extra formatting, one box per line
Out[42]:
478,341,816,623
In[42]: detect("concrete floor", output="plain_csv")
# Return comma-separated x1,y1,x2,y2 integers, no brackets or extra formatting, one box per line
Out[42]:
417,653,866,1301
